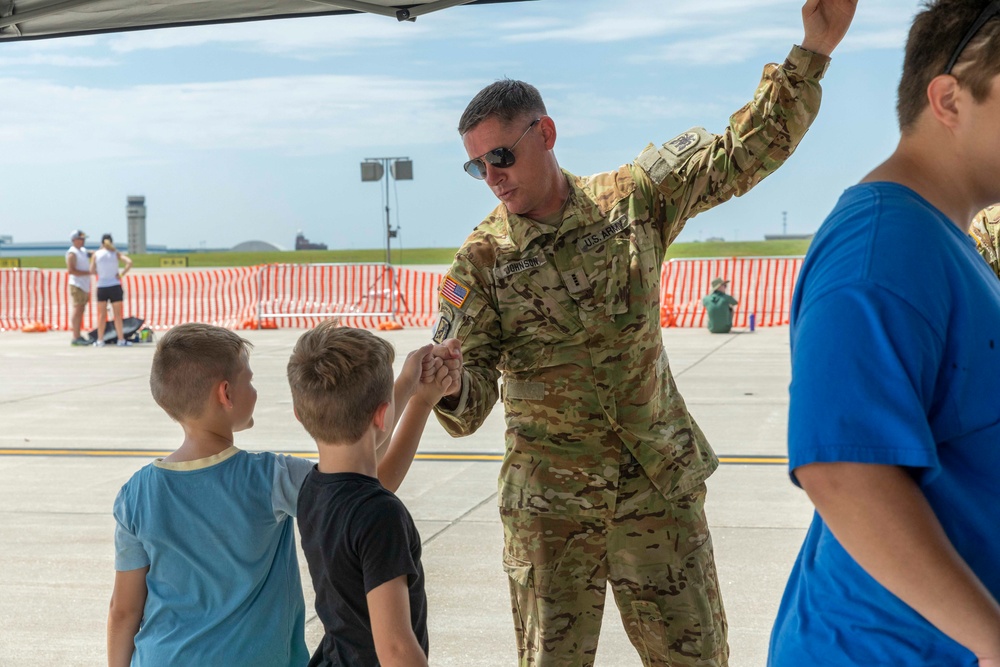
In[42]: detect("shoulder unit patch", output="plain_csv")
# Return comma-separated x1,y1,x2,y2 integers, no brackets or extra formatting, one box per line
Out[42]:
432,313,452,344
636,127,713,186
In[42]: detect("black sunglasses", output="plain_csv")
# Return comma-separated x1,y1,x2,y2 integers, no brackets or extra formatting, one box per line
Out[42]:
463,118,540,180
944,0,1000,74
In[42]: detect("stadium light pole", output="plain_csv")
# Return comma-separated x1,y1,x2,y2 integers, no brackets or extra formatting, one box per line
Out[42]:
360,157,412,265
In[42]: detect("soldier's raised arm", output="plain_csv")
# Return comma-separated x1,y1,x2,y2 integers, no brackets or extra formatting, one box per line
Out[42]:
800,0,858,57
634,0,858,250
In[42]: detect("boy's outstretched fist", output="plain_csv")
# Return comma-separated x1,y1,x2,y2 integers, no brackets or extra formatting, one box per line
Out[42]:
416,347,461,407
396,343,442,398
427,339,463,400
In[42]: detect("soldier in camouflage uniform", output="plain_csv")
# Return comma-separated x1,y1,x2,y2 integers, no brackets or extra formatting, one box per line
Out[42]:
430,3,857,665
971,204,1000,278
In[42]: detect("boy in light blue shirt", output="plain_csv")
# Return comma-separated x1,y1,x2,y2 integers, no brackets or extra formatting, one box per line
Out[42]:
107,323,313,666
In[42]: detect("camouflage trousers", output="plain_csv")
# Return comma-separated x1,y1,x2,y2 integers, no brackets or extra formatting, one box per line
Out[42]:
500,449,728,667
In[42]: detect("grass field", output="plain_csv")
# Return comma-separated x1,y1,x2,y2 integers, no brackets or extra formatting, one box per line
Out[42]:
11,239,810,269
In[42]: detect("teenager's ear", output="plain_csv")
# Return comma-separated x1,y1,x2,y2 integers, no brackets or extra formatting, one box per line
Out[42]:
372,402,390,432
926,74,962,131
292,407,302,424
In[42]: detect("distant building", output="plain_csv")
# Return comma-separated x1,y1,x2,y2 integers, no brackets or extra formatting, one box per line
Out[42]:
705,236,726,243
232,240,282,252
127,196,147,254
0,239,166,257
295,232,327,251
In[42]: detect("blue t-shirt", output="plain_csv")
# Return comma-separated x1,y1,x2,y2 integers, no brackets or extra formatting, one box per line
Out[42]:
113,447,313,667
769,183,1000,666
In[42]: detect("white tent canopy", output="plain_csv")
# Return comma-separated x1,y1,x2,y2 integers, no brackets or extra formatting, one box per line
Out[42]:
0,0,529,41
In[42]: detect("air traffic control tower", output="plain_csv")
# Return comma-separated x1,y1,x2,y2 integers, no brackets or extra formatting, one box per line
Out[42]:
126,196,147,254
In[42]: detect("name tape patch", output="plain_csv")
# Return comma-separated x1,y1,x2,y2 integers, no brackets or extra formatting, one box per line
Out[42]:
494,254,547,280
577,215,630,253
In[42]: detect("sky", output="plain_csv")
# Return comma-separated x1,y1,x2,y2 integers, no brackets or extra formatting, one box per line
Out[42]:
0,0,920,253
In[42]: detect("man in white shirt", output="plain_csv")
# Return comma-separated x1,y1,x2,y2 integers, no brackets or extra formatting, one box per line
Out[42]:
66,230,91,346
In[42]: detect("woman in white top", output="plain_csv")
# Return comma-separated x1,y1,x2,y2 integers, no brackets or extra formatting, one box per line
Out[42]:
89,233,133,347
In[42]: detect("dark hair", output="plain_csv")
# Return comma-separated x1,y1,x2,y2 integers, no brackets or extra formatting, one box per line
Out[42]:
458,78,547,135
898,0,1000,130
287,321,395,444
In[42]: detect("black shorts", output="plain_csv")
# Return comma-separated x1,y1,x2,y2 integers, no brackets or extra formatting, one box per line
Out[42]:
96,285,124,303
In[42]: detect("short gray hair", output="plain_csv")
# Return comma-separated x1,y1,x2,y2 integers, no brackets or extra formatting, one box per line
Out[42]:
458,78,547,135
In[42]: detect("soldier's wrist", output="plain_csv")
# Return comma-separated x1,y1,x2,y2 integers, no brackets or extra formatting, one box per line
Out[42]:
437,393,461,411
786,44,831,80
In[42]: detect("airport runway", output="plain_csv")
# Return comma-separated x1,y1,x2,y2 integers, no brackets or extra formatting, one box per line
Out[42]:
0,325,813,666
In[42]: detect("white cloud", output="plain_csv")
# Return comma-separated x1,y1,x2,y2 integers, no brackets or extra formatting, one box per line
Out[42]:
0,53,115,66
104,11,432,56
498,0,789,44
497,0,916,60
551,92,723,137
0,33,112,67
629,27,800,66
0,61,732,172
0,0,919,65
0,74,475,164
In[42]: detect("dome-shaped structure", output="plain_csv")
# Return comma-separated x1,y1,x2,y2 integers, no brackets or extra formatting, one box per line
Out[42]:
232,240,282,252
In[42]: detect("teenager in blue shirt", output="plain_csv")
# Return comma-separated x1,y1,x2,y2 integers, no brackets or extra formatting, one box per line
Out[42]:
769,2,1000,665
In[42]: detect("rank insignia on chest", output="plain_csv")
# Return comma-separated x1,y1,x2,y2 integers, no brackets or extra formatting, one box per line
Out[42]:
440,275,470,309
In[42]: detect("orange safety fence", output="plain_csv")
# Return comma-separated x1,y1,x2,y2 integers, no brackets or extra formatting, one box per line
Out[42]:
660,256,804,328
0,268,66,331
0,264,440,332
1,259,802,332
255,263,438,329
130,266,259,329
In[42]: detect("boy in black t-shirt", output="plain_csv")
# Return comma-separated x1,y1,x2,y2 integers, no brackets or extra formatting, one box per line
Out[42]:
287,321,461,666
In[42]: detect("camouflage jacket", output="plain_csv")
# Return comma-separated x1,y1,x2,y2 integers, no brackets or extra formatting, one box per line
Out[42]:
434,46,830,515
971,205,1000,279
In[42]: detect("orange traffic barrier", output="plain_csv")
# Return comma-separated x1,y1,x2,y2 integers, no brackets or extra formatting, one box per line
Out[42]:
377,320,404,331
21,321,50,333
659,295,677,328
234,317,278,330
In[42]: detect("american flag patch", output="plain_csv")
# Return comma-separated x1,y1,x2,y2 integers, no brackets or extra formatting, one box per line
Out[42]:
440,275,470,309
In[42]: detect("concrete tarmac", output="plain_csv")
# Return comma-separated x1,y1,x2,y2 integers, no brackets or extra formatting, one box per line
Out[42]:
0,325,813,666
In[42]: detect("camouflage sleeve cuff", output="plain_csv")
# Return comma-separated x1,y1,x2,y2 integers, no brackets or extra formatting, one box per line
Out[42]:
438,368,473,417
785,45,831,81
